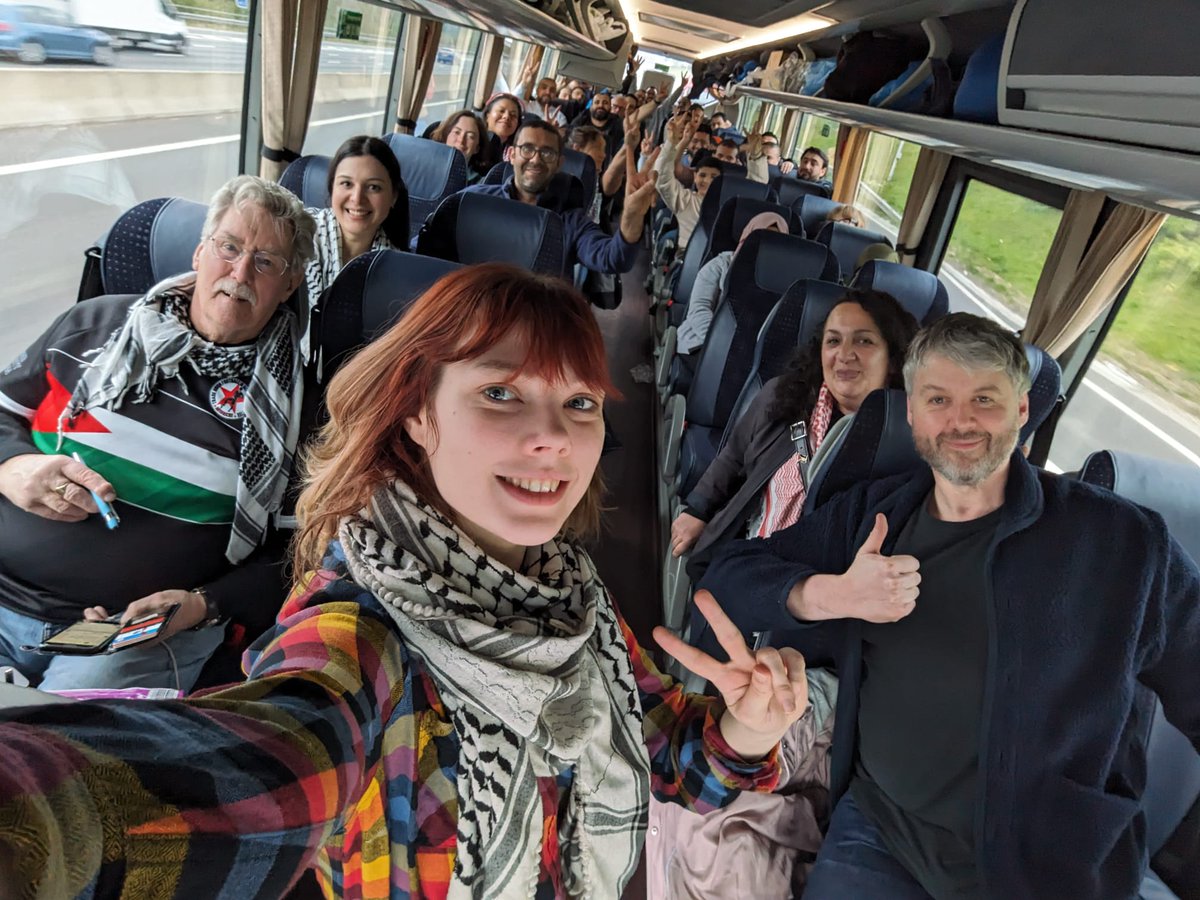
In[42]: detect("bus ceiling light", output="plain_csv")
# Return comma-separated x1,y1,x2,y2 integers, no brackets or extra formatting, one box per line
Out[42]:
695,14,832,60
616,0,642,42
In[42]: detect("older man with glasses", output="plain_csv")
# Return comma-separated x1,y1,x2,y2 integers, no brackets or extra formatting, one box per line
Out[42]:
0,175,316,694
418,119,657,276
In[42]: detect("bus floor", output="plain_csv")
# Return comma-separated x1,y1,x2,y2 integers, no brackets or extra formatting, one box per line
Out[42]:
285,260,663,899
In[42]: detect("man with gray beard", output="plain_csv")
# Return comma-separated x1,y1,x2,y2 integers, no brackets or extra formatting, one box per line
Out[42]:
700,312,1200,900
0,175,315,693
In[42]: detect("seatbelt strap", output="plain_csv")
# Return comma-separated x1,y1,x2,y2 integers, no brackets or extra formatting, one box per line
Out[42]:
790,420,813,489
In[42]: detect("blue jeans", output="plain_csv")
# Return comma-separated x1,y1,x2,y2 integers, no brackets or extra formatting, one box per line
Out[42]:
803,793,934,899
0,602,225,693
805,793,1170,900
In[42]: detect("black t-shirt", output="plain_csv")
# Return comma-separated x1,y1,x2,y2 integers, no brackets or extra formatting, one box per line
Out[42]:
851,494,1004,899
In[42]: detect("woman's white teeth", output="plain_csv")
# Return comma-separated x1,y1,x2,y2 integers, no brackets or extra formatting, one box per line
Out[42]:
503,476,561,493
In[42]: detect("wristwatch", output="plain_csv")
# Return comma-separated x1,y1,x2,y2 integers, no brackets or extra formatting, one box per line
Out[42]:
188,587,225,630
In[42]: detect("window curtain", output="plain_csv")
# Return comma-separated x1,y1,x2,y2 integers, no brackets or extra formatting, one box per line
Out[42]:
394,18,442,134
832,125,870,206
894,146,951,265
260,0,327,181
473,35,504,109
1023,200,1166,356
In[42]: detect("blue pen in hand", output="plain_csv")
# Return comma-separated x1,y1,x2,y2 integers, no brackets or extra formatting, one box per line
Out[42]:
70,452,120,530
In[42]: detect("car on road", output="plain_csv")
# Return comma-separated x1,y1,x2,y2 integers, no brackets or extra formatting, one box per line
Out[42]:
0,3,114,64
435,46,455,66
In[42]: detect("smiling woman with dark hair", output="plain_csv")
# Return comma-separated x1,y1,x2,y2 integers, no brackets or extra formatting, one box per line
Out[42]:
671,288,920,575
301,134,405,359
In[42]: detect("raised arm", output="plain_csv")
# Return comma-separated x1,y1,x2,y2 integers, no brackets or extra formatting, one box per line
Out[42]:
0,578,405,897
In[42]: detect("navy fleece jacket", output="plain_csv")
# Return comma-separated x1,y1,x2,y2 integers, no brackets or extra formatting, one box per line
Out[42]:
700,453,1200,900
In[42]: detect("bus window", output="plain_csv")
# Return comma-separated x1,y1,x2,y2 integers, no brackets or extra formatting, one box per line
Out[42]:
304,2,404,154
941,180,1062,322
418,25,481,134
493,39,531,96
0,5,250,364
792,113,838,174
1050,215,1200,471
854,133,919,240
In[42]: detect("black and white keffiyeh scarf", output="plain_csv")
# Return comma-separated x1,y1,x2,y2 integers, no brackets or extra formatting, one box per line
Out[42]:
300,206,394,363
339,482,652,899
58,272,302,563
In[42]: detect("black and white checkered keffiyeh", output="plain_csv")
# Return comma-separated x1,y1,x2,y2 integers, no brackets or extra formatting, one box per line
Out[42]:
340,481,652,899
58,272,302,563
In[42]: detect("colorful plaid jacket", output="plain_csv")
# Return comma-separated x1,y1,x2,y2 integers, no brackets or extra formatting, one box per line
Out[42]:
0,541,780,898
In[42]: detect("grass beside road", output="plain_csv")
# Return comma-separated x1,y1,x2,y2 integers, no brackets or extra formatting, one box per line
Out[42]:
1102,217,1200,396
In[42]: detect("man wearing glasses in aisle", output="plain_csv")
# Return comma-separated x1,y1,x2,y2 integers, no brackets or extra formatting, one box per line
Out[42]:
0,175,315,693
418,120,657,275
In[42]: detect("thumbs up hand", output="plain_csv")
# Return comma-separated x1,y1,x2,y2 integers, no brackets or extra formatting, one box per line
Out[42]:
787,514,920,623
840,514,920,622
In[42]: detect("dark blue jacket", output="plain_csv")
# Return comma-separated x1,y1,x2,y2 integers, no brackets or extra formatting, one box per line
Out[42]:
461,180,640,275
700,453,1200,899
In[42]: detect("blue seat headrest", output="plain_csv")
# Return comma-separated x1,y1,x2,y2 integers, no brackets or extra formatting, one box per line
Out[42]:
790,279,856,352
806,388,922,513
453,192,565,276
317,249,462,376
1078,450,1200,563
815,221,892,283
852,260,949,324
558,147,598,202
729,231,839,295
795,195,843,238
771,176,832,207
1021,343,1062,446
384,133,466,202
100,197,207,296
280,154,333,208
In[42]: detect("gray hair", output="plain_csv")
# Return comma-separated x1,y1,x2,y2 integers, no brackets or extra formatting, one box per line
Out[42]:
903,312,1031,394
202,175,316,272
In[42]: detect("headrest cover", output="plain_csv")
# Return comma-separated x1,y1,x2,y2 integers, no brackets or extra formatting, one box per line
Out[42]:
723,231,834,297
456,192,564,275
386,133,466,201
855,260,949,324
149,198,208,284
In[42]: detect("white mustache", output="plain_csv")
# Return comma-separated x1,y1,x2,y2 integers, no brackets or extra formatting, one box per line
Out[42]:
214,278,257,306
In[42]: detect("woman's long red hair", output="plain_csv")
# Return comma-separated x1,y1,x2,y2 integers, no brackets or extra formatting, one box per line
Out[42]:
293,263,616,572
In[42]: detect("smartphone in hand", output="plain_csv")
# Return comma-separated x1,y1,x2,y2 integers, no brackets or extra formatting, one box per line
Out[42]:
39,606,179,655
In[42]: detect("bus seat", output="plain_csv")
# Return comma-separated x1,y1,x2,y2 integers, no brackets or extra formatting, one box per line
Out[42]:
793,195,843,239
815,221,893,284
481,163,588,212
280,154,333,207
719,278,846,447
559,148,598,205
670,174,773,317
416,191,565,276
1077,449,1200,895
312,248,462,381
804,387,921,516
771,175,832,205
384,133,468,242
80,197,207,301
852,260,949,324
671,232,837,498
1022,343,1062,447
707,196,807,251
